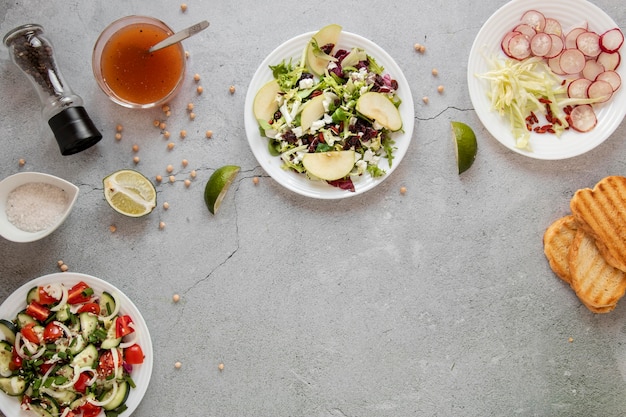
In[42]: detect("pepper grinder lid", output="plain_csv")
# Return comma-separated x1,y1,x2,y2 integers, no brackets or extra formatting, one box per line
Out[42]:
47,107,102,156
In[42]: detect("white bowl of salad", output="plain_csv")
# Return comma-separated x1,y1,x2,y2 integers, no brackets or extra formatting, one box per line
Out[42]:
244,24,414,199
0,272,153,417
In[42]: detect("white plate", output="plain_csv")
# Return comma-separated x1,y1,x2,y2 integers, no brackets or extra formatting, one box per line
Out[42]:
0,272,153,417
244,31,414,199
467,0,626,159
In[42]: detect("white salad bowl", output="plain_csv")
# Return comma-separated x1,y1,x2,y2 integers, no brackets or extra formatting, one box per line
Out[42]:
0,172,79,243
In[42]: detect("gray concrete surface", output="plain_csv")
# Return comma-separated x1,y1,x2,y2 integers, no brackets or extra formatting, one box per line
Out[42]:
1,0,626,416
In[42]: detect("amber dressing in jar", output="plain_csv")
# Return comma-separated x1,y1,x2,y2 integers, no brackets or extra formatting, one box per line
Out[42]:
101,23,185,105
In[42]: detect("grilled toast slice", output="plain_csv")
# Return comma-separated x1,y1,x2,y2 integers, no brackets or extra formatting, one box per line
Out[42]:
570,175,626,272
569,229,626,312
543,215,578,283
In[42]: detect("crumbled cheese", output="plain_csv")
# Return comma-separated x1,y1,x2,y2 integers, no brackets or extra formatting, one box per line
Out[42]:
299,78,314,89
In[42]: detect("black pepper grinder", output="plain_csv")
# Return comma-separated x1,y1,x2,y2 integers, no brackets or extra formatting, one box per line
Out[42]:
3,24,102,155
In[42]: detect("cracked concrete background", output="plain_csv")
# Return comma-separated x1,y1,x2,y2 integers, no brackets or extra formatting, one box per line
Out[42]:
1,0,626,416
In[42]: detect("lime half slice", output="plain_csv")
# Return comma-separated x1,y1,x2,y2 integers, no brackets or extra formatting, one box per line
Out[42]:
103,169,156,217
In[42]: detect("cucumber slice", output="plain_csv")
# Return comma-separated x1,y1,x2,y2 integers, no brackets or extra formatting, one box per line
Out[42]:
16,311,37,329
54,304,71,323
99,292,117,317
70,344,98,368
79,312,99,339
26,403,53,417
68,334,87,355
30,394,59,416
26,286,39,304
0,319,17,344
0,375,27,396
100,319,121,349
0,341,12,377
102,380,130,411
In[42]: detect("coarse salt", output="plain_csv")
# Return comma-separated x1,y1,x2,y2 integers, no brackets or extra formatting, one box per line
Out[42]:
6,182,68,232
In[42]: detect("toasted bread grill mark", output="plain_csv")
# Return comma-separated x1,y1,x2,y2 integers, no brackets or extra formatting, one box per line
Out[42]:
569,229,626,309
570,176,626,272
543,215,578,283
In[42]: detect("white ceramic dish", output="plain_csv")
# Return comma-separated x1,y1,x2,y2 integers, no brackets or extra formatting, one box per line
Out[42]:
0,272,153,417
244,30,414,199
467,0,626,159
0,172,79,243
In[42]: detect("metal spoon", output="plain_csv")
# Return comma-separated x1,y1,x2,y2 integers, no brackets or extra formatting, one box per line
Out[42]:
148,20,209,53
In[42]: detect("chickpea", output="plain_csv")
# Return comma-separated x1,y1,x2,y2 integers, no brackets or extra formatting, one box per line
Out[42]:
437,85,445,94
18,159,26,167
180,130,187,139
172,294,180,302
184,179,191,188
115,133,122,141
180,3,187,12
156,175,163,183
167,142,175,151
132,144,139,153
159,221,166,230
133,156,140,164
205,130,213,139
163,202,170,210
116,124,123,132
196,86,203,94
166,164,174,173
229,85,236,94
187,103,194,111
253,177,259,185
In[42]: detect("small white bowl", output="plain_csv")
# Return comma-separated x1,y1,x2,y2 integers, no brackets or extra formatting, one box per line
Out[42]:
0,172,79,243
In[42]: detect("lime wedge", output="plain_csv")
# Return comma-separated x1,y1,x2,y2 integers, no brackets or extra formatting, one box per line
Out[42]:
451,121,478,174
204,165,241,214
103,169,156,217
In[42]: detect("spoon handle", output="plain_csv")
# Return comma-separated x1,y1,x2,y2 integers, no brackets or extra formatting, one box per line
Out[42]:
148,20,209,53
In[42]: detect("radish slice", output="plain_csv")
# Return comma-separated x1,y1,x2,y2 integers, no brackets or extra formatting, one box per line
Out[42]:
521,10,546,32
513,24,537,39
559,49,586,74
587,79,614,103
595,70,621,91
508,33,532,60
501,31,520,58
548,54,566,75
597,51,621,71
565,27,587,49
600,28,624,53
567,78,592,99
544,18,563,36
576,31,601,58
545,34,564,58
582,59,605,81
569,104,597,132
530,32,552,57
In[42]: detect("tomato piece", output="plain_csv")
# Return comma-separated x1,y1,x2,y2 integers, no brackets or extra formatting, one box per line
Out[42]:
67,281,93,304
97,350,116,378
73,372,91,394
79,402,101,417
20,322,40,344
43,322,63,342
37,287,58,305
39,362,53,375
26,301,50,322
9,348,22,371
77,302,101,315
115,315,134,338
124,344,144,365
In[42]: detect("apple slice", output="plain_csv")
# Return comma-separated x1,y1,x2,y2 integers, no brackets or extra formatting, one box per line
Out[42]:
253,80,281,123
302,150,356,181
300,94,326,132
305,24,342,76
356,92,402,131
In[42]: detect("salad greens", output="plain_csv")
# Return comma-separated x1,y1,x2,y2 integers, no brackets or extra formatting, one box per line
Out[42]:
255,32,403,190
